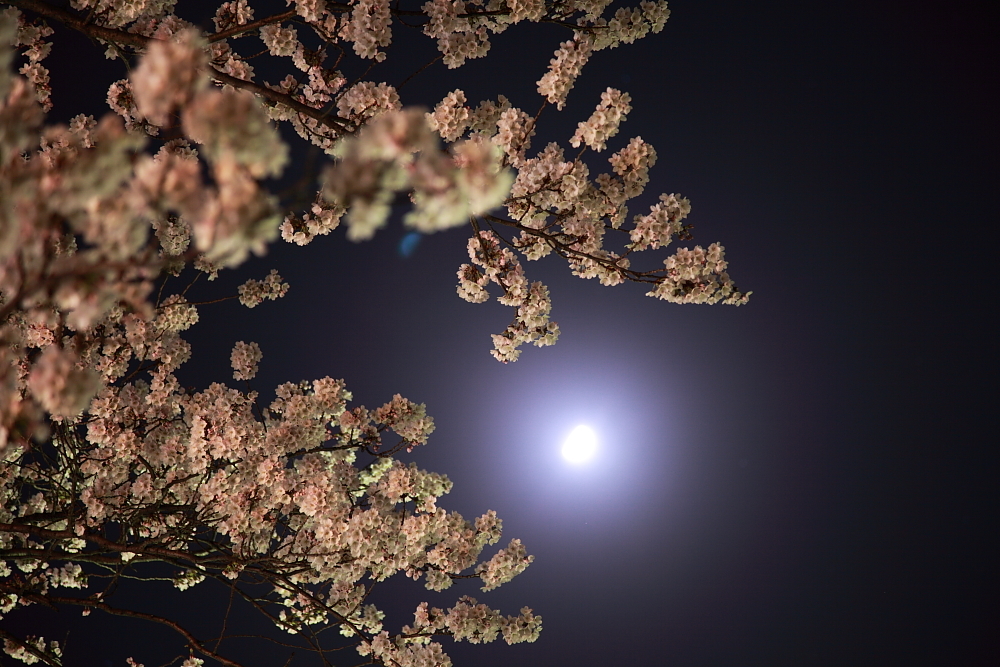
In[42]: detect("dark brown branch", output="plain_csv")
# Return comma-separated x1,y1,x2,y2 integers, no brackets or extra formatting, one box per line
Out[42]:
6,0,351,134
0,521,207,564
396,53,443,91
0,628,61,667
483,213,665,283
43,593,247,667
7,0,150,48
207,67,351,133
209,9,298,43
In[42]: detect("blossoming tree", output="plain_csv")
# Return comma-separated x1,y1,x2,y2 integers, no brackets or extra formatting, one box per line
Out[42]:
0,0,748,664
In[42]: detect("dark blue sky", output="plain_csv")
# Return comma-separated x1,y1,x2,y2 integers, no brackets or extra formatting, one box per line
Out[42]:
12,0,995,665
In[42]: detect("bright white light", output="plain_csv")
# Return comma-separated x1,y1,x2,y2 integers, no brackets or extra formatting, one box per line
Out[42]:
561,425,598,464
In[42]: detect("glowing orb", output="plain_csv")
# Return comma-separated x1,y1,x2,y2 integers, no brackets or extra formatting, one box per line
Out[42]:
561,425,598,463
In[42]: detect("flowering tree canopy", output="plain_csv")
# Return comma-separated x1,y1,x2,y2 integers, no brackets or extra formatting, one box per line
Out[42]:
0,1,748,665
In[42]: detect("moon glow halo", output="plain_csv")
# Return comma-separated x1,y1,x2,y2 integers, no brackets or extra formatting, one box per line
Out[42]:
561,425,598,464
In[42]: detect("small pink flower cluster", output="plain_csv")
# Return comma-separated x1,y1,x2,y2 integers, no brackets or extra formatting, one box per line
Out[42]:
458,232,559,362
238,269,289,307
323,109,511,240
230,340,262,380
570,87,632,152
339,0,392,62
647,243,749,305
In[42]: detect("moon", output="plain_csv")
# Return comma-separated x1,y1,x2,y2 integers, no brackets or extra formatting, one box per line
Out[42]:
561,425,598,464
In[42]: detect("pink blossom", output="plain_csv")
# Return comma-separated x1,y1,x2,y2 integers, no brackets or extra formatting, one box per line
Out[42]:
130,29,207,126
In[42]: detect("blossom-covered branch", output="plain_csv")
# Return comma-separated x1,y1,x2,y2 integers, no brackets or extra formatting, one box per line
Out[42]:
1,0,748,663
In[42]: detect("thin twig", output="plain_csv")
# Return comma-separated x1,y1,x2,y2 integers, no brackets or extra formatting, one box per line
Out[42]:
7,0,351,135
209,10,298,43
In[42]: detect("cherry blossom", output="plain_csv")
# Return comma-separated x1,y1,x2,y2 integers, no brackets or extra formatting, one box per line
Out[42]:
537,34,593,110
0,1,751,664
230,341,262,381
237,269,289,307
570,87,631,152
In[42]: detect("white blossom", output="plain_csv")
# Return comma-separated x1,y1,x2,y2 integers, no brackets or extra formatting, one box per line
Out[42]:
130,29,207,126
230,341,262,381
507,0,546,23
646,243,750,305
339,0,392,61
610,135,656,198
260,23,299,57
456,262,489,303
155,295,199,332
536,34,592,110
291,0,327,22
213,1,254,32
467,95,510,137
477,539,533,591
492,106,535,166
438,28,491,69
281,196,345,246
427,89,470,142
591,1,671,51
27,346,101,418
570,87,632,152
630,192,690,250
336,80,401,122
182,88,288,178
238,270,289,307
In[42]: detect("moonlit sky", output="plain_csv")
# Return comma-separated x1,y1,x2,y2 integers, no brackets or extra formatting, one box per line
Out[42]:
17,0,994,665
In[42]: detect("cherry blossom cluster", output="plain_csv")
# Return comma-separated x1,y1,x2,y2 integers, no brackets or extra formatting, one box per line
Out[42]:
56,0,672,159
629,192,691,251
7,0,675,160
339,0,392,62
404,597,541,643
0,30,289,460
2,289,535,667
7,0,745,352
237,269,290,307
570,87,631,152
0,0,750,663
423,78,748,356
2,8,52,110
476,537,534,590
230,340,262,380
533,1,669,108
427,89,471,143
321,108,511,241
1,27,536,658
279,193,346,246
419,83,748,354
2,636,61,665
646,242,744,304
537,34,593,110
457,232,559,362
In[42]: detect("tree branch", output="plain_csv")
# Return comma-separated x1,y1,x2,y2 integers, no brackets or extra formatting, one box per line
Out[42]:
208,9,298,43
0,628,61,667
44,593,248,667
7,0,149,48
483,214,665,283
6,0,351,134
207,67,351,134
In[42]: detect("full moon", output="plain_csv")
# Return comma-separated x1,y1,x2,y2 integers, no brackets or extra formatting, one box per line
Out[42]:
561,425,598,463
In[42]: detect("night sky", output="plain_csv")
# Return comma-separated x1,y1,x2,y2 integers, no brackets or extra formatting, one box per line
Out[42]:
8,0,996,665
